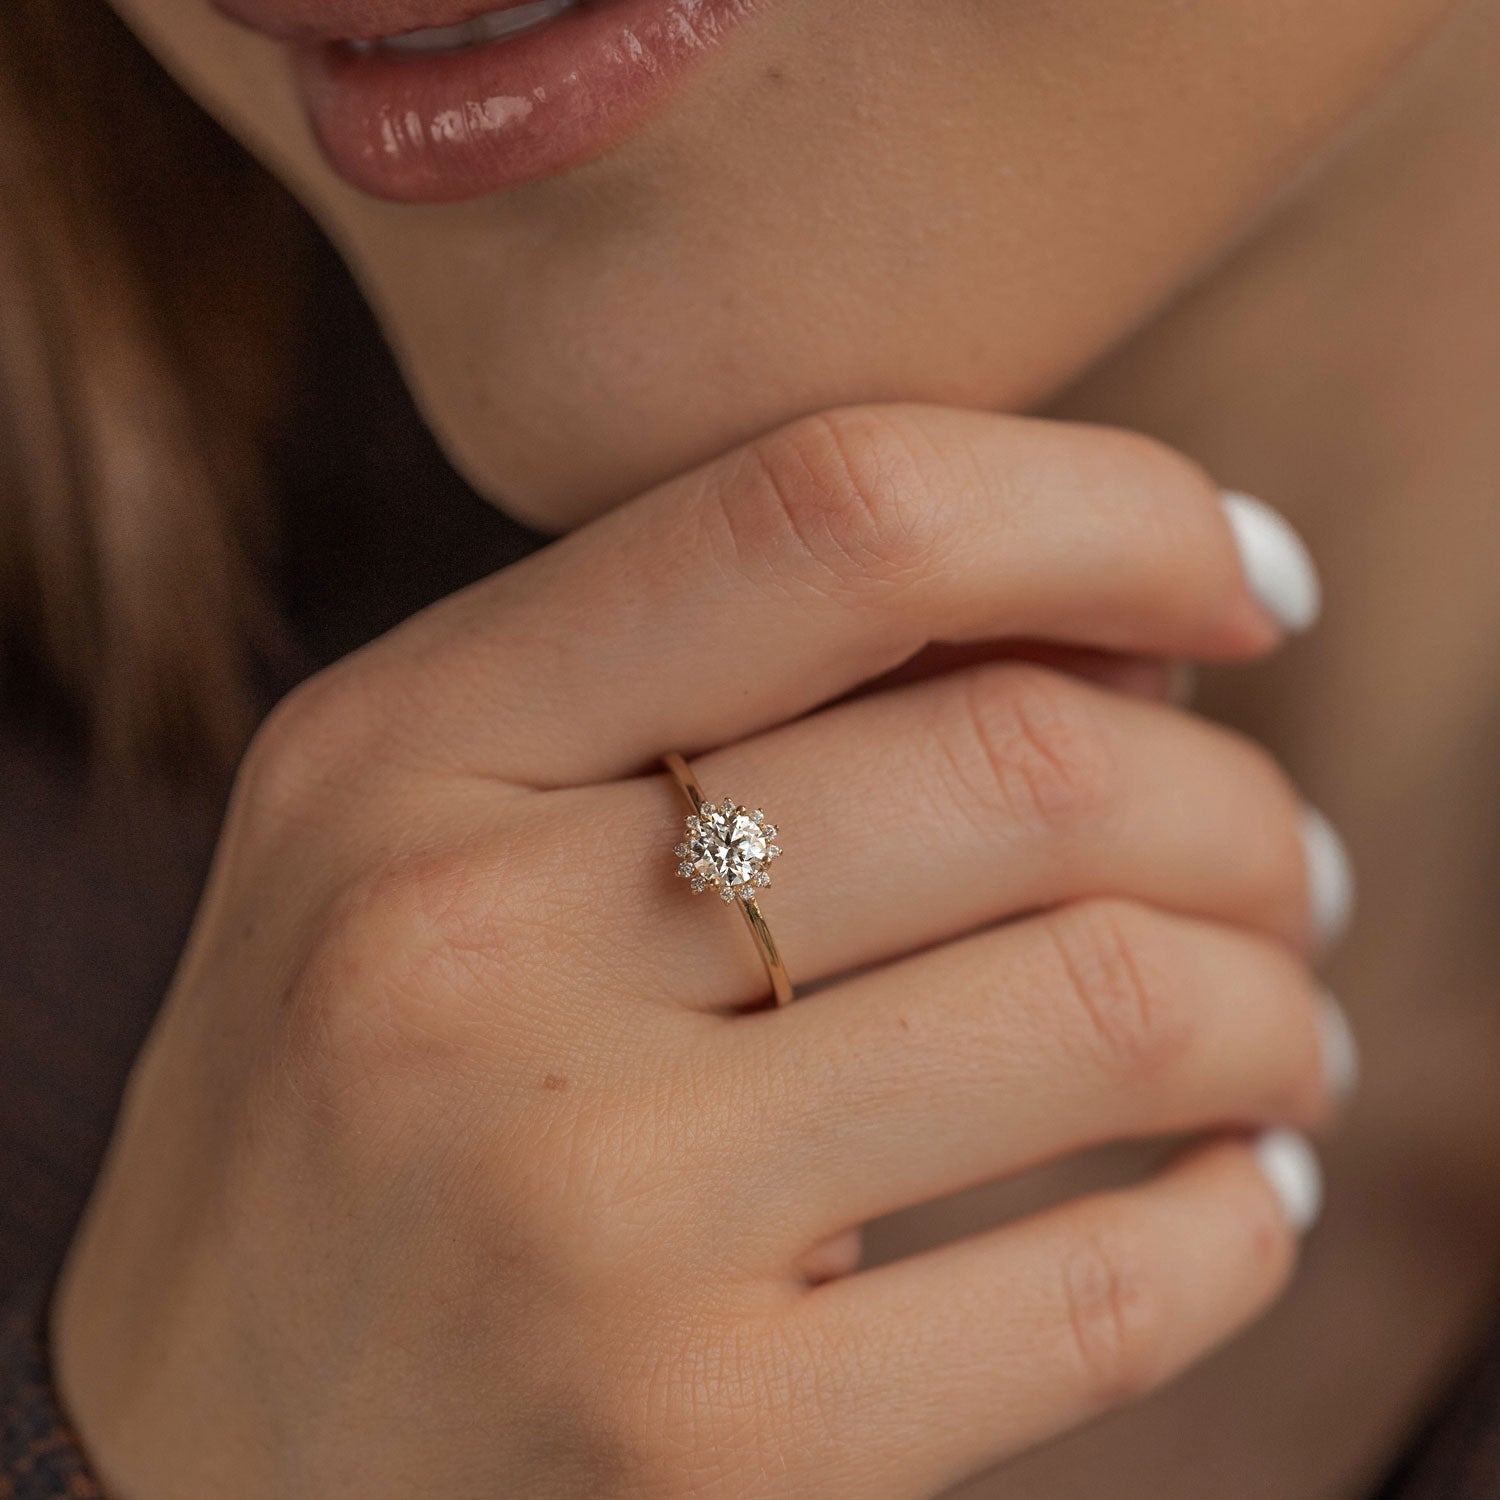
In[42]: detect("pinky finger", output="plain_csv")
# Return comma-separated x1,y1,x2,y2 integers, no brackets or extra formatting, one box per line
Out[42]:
781,1133,1321,1500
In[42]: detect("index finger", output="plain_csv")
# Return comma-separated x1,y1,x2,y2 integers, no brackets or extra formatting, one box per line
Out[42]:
354,404,1314,787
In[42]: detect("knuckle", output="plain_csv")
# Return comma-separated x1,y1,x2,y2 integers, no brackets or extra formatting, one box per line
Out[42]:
571,1321,780,1500
1060,1220,1168,1406
236,668,372,826
285,851,507,1087
289,867,444,1065
638,1326,777,1488
1044,900,1191,1083
943,665,1117,836
279,840,622,1161
725,406,946,598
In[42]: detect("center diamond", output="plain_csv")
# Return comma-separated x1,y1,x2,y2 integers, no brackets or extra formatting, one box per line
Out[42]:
675,798,782,903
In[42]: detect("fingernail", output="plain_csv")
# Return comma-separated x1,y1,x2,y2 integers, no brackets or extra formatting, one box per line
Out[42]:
1301,807,1355,949
1316,992,1360,1102
1253,1129,1324,1233
1220,492,1322,633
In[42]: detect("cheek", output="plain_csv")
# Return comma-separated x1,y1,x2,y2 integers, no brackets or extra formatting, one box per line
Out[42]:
110,0,1460,530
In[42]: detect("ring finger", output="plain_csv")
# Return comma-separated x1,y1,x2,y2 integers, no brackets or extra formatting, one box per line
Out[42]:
554,661,1342,1011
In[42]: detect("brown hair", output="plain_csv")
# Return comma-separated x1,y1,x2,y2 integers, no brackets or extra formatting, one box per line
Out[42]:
0,0,307,783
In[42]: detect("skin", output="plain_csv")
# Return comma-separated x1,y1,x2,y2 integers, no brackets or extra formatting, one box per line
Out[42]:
70,0,1500,1495
107,0,1457,528
55,403,1335,1498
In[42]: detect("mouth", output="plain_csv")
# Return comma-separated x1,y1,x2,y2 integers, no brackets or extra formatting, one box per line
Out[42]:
213,0,766,202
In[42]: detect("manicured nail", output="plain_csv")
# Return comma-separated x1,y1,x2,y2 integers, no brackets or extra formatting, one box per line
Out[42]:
1220,492,1322,633
1301,807,1355,949
1316,992,1360,1102
1253,1129,1324,1232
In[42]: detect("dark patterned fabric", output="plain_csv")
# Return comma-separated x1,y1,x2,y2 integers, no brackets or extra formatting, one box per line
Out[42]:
0,1293,101,1499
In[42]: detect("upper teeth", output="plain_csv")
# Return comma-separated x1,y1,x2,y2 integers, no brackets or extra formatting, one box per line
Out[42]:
352,0,578,54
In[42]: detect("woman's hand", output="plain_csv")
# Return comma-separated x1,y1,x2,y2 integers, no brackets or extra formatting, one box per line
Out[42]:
54,405,1349,1500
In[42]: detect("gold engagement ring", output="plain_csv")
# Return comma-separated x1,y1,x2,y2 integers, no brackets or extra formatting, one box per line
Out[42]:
662,752,793,1008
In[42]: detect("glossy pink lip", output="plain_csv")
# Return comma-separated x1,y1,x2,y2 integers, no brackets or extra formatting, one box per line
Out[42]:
213,0,765,203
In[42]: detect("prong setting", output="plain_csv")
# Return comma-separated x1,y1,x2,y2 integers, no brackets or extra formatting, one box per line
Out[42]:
673,796,782,904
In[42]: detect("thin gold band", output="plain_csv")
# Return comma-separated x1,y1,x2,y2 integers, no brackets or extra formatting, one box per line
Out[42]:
663,752,795,1008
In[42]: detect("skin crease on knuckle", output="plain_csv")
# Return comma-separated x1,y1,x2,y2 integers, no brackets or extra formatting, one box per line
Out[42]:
1041,900,1194,1093
1040,900,1329,1129
725,408,951,608
941,664,1120,841
1059,1223,1172,1411
55,0,1479,1497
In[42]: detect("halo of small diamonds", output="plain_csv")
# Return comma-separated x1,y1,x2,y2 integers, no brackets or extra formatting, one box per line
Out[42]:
675,799,782,902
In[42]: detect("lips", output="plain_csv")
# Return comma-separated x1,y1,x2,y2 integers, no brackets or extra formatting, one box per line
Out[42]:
211,0,766,201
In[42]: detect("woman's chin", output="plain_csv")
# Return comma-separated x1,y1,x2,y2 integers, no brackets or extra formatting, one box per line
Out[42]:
392,327,1070,538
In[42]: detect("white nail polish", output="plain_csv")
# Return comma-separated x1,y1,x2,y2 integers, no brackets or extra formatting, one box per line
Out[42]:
1316,992,1360,1102
1254,1129,1324,1233
1220,492,1322,633
1301,807,1355,949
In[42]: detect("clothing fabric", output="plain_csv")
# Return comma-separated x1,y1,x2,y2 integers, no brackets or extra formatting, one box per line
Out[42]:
0,1295,102,1499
